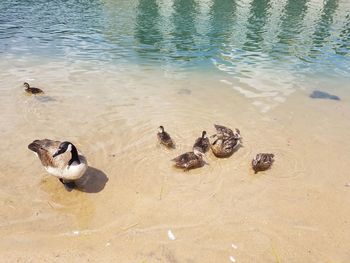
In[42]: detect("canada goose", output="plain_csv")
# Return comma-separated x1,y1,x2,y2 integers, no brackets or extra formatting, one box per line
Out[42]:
211,136,241,158
193,131,210,153
28,139,87,190
171,148,205,171
23,82,44,94
157,126,175,148
252,153,274,173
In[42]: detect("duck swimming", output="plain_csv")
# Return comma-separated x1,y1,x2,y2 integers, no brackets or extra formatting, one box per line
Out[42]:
211,136,241,158
24,82,44,95
171,148,206,171
28,139,87,190
157,126,175,148
193,131,210,153
252,153,274,174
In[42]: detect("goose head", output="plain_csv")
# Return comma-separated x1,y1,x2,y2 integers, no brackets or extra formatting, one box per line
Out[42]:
201,131,207,138
158,125,165,133
53,141,80,165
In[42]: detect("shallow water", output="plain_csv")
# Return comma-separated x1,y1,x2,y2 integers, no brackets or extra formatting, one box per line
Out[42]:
0,0,350,262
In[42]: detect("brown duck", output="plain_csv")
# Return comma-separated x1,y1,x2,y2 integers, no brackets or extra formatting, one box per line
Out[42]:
193,131,210,154
157,126,175,148
211,136,241,158
252,153,274,173
24,82,44,94
212,124,240,140
171,149,205,171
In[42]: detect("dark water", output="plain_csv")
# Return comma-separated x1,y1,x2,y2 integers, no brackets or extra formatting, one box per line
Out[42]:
0,0,349,78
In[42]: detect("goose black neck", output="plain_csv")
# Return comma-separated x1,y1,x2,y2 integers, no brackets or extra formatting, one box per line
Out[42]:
68,145,81,165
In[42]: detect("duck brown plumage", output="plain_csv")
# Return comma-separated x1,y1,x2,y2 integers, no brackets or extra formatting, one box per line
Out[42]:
157,126,175,148
193,131,210,153
171,149,205,171
24,82,44,94
252,153,274,173
213,124,240,140
211,136,241,158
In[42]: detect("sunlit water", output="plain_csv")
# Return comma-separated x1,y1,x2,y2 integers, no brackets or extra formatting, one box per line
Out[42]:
0,0,350,262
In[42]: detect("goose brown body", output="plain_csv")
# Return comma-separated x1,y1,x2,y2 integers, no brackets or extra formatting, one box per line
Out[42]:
28,139,87,181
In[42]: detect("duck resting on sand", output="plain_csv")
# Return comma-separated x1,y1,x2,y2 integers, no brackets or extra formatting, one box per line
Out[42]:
23,82,44,95
171,148,206,171
252,153,274,174
28,139,87,191
193,131,210,154
157,126,175,148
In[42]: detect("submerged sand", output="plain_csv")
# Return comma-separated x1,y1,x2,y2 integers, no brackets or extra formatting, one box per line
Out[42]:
0,59,350,262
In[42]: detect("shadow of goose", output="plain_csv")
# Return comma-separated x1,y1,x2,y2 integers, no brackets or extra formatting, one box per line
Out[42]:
75,166,108,193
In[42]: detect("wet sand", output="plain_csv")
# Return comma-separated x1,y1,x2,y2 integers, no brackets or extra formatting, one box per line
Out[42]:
0,59,350,262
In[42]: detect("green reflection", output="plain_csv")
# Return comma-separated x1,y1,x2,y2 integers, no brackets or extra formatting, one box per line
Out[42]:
171,0,199,56
243,0,271,52
209,0,237,42
311,0,339,55
276,0,309,53
334,14,350,56
135,0,163,54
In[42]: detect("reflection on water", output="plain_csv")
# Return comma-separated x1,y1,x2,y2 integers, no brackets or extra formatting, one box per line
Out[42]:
0,0,349,77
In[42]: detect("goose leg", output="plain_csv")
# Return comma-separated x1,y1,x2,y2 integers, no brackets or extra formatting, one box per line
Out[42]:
59,178,76,191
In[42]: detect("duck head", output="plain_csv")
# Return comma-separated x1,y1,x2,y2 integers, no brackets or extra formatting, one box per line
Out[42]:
252,154,261,167
23,82,30,89
158,126,165,133
233,128,242,143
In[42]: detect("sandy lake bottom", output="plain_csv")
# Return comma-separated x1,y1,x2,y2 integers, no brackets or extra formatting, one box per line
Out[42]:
0,58,350,262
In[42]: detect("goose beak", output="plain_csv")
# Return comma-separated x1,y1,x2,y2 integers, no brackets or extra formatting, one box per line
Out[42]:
52,152,59,158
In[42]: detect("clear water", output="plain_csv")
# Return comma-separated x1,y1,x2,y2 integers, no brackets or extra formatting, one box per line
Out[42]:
1,0,349,79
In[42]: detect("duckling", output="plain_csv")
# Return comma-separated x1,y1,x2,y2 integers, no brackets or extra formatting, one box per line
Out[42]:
23,82,44,94
157,126,175,148
28,139,87,190
211,136,241,158
212,124,240,140
193,131,210,153
171,148,205,171
252,153,274,174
